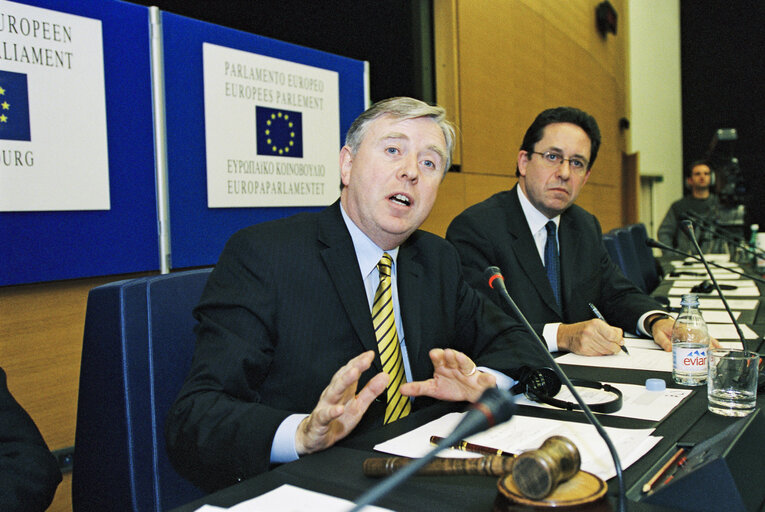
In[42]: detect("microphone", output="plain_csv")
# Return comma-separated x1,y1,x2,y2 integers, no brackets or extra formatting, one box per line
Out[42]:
484,266,627,512
646,238,765,284
350,387,515,511
680,220,747,350
683,211,762,259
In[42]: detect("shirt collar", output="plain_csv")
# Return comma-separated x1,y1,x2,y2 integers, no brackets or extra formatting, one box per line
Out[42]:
517,185,560,234
340,203,399,278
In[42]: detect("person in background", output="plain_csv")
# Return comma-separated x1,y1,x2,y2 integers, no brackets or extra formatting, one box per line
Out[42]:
166,97,545,492
0,366,62,512
657,160,720,255
447,106,674,356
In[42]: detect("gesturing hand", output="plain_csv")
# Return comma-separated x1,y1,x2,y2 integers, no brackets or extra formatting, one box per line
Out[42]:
295,350,388,456
400,348,496,403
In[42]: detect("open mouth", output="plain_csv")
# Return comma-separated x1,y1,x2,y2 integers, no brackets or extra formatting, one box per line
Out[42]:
389,193,411,206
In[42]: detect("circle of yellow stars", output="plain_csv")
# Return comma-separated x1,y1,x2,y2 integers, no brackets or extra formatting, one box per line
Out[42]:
264,111,296,155
0,86,9,124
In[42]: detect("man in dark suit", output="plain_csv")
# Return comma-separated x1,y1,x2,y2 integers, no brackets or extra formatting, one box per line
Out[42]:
446,107,674,356
0,367,61,512
166,97,545,492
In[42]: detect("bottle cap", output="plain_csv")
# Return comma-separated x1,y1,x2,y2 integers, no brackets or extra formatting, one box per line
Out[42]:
645,378,666,392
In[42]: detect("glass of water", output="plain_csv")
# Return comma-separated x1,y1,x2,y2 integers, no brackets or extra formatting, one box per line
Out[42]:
707,349,759,417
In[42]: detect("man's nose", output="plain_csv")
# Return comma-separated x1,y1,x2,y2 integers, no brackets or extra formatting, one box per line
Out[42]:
556,160,572,179
399,154,419,182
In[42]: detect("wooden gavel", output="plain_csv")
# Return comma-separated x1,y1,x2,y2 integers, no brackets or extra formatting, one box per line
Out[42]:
363,435,580,500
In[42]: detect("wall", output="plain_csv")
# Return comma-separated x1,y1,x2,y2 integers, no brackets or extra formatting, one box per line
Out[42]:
627,0,683,238
422,0,629,237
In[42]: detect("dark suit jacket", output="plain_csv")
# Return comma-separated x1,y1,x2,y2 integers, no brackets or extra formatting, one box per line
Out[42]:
446,186,662,341
0,367,61,512
165,201,545,491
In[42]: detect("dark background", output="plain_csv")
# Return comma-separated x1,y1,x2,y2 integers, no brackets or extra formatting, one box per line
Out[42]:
127,0,764,226
127,0,434,103
680,0,765,228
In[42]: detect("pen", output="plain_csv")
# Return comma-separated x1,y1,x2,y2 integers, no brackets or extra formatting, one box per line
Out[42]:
642,447,685,493
429,435,512,457
588,302,629,355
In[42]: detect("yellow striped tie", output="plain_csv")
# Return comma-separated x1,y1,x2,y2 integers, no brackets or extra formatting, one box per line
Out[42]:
372,253,411,424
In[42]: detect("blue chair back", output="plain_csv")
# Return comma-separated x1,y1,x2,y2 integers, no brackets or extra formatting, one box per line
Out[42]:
627,223,661,292
609,228,648,292
602,233,622,266
73,268,211,511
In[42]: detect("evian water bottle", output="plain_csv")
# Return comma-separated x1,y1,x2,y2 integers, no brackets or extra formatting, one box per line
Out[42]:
672,294,710,385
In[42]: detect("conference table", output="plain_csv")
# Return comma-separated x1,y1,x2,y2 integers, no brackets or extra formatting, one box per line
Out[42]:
172,259,765,512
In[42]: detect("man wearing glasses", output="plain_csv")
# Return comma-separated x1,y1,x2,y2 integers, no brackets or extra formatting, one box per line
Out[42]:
446,107,673,355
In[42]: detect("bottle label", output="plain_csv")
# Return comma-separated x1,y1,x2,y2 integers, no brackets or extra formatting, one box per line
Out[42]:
673,346,708,373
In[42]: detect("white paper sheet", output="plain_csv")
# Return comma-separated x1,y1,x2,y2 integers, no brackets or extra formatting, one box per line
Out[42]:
514,381,691,421
373,413,661,482
669,297,758,310
669,285,760,296
707,323,760,340
557,347,673,371
225,484,393,512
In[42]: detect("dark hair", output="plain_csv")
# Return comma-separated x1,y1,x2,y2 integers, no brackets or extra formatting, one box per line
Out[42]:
686,159,711,177
516,107,601,177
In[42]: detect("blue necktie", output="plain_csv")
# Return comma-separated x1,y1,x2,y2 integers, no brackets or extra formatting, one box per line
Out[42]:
544,221,561,306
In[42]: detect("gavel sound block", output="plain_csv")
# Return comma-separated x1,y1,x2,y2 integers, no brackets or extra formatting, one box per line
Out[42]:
363,435,589,501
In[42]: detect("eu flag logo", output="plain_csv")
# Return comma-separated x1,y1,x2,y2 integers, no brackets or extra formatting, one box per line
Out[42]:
256,106,303,158
0,70,31,142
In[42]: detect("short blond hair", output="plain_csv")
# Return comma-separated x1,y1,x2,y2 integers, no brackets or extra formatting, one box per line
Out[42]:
345,97,455,173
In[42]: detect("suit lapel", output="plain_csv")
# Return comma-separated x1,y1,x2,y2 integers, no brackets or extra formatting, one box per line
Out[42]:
395,240,423,379
318,203,382,371
558,211,581,317
506,187,563,317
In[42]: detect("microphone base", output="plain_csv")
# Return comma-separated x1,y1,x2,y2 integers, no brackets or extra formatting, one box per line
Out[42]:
637,409,765,512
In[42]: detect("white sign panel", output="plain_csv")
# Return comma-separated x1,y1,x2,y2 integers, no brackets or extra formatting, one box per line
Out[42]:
203,42,341,207
0,0,110,211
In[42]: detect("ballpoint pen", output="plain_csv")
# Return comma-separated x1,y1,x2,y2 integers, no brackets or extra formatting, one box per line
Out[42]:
589,302,630,355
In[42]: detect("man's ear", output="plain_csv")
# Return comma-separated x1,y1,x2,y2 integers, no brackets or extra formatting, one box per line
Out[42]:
517,151,529,177
339,146,353,187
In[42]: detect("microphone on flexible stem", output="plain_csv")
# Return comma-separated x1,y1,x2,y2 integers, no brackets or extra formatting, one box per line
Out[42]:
350,387,516,511
484,266,626,512
680,220,747,350
684,211,765,260
646,238,765,285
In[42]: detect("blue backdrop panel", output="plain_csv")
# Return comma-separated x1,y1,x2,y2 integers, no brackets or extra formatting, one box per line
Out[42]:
0,0,158,286
161,12,366,269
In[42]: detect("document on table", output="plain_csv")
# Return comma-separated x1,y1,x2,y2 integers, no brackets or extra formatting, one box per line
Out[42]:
373,413,661,482
218,484,394,512
697,310,741,323
669,297,758,310
557,347,672,372
669,270,741,280
669,282,760,296
707,323,760,340
624,337,747,350
677,256,740,267
514,382,691,421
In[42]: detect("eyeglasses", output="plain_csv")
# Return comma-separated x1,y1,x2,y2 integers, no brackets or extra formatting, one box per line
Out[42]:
530,151,589,175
